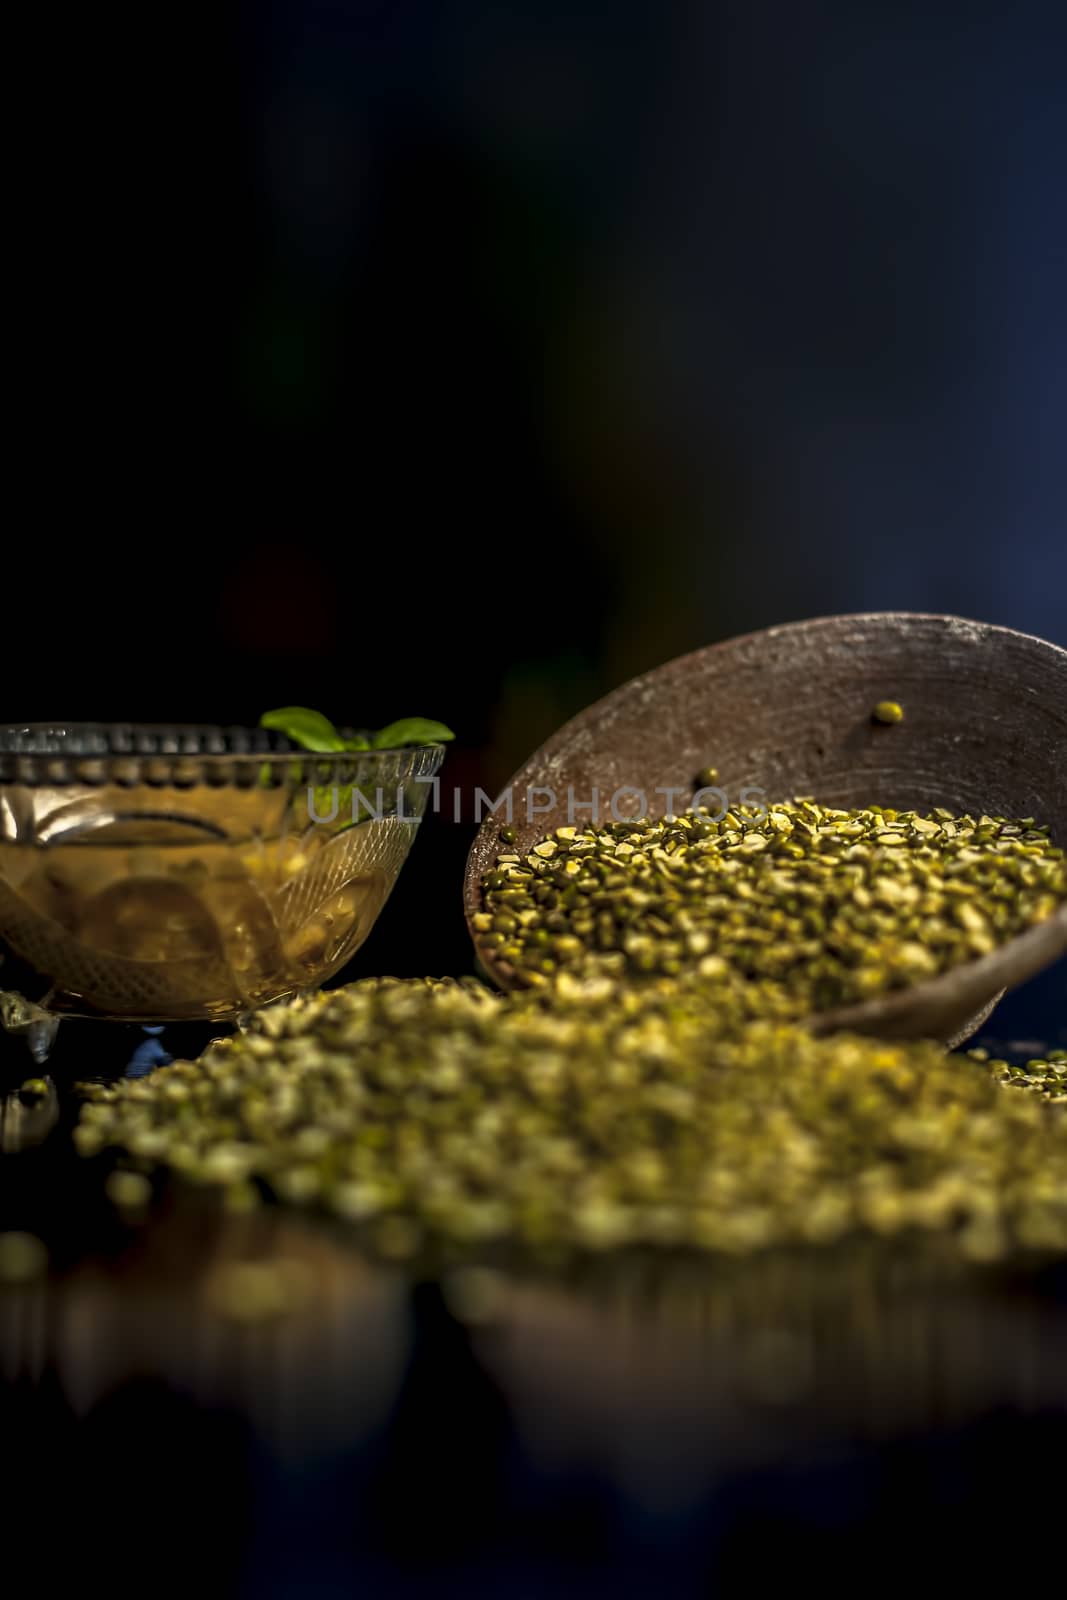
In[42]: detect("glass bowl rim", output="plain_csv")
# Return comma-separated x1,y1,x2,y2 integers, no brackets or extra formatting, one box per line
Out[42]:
0,723,447,787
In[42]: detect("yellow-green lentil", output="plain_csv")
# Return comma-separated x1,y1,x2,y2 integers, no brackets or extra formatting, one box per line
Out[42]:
873,701,905,725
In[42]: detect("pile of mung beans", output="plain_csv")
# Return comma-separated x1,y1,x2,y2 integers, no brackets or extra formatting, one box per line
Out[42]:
475,802,1066,1014
975,1047,1067,1102
70,798,1067,1267
75,973,1067,1265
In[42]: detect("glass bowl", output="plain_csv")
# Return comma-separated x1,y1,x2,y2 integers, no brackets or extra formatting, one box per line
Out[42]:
0,725,446,1021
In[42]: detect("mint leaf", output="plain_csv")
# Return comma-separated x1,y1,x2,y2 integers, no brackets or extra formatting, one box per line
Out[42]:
260,706,347,753
371,718,456,749
258,709,454,803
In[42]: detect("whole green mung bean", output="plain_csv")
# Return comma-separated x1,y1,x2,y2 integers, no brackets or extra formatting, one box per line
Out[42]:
74,977,1067,1266
873,701,905,725
476,802,1066,1016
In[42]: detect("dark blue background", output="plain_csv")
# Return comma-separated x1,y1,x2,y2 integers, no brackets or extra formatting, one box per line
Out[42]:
8,0,1065,999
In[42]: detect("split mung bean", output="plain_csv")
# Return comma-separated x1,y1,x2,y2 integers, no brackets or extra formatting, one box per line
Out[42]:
978,1048,1067,1103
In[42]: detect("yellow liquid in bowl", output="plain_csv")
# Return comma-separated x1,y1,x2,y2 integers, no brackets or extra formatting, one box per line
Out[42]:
0,817,416,1020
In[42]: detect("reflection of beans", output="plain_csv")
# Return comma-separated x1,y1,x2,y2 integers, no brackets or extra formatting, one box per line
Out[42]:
0,1231,48,1283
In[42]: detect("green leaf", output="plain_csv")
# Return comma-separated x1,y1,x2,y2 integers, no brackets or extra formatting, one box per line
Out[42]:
259,706,347,753
371,718,456,749
259,707,454,768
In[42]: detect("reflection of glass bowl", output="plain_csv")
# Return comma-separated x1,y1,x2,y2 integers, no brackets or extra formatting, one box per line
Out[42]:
0,725,445,1021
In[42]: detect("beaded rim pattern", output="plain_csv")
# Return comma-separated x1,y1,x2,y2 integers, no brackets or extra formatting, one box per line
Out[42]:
0,725,446,790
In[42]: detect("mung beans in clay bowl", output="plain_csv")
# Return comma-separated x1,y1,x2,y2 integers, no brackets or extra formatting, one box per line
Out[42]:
464,614,1067,1047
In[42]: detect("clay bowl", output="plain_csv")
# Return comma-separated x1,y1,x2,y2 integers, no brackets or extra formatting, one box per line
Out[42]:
464,613,1067,1047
